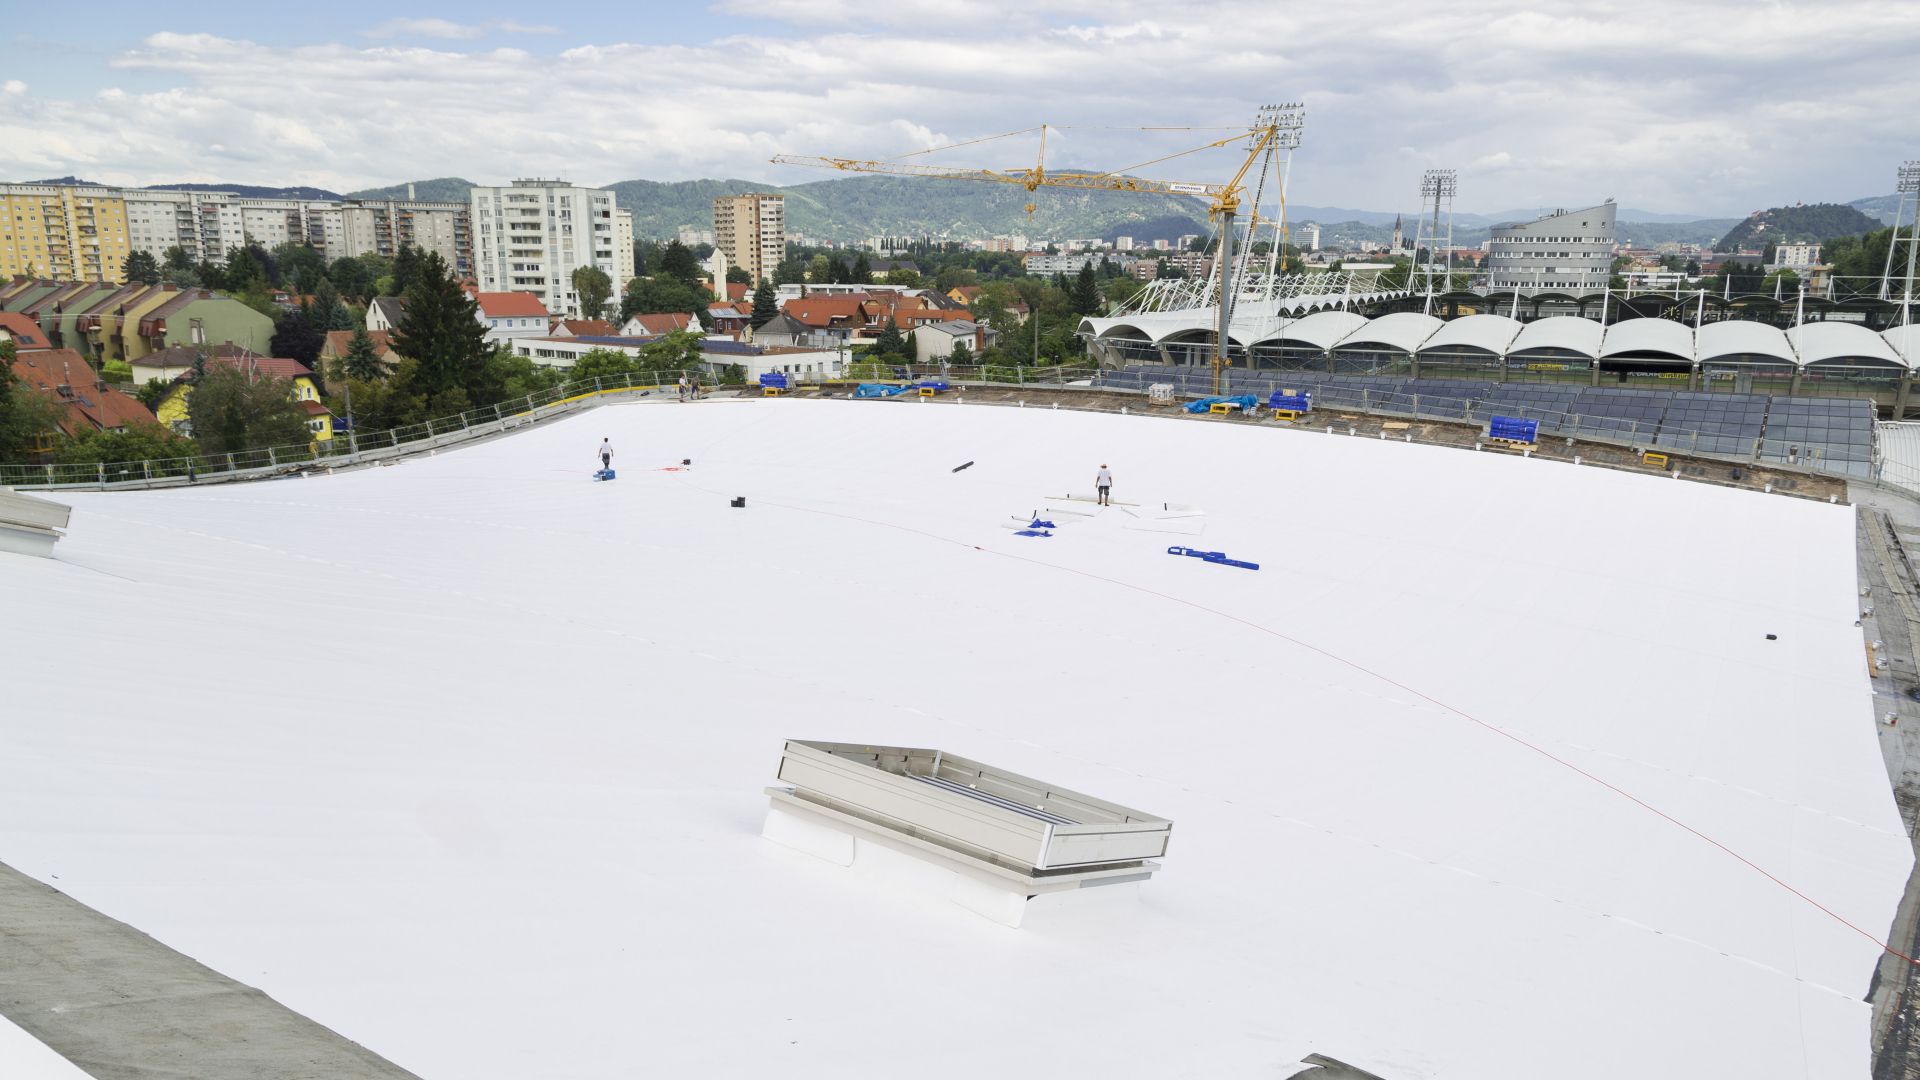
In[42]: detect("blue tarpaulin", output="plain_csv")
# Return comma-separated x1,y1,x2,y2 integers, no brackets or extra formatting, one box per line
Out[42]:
1267,390,1312,412
1488,415,1539,443
854,383,909,398
759,372,789,389
1185,394,1258,414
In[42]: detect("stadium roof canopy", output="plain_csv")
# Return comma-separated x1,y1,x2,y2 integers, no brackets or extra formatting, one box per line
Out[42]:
1791,321,1907,367
1329,311,1442,353
1257,309,1368,351
1508,315,1606,357
1416,313,1524,355
1695,321,1798,365
1599,318,1695,360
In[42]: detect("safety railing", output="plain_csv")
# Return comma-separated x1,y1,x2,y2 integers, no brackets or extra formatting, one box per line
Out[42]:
0,368,707,490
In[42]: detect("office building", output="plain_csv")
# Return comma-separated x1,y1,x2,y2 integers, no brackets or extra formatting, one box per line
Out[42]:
1483,201,1618,294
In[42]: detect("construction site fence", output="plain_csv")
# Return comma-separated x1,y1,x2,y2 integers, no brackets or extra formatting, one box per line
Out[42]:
0,361,1884,491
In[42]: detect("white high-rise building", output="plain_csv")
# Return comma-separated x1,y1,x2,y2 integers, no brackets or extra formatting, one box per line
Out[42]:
470,179,620,317
614,209,636,287
120,188,471,272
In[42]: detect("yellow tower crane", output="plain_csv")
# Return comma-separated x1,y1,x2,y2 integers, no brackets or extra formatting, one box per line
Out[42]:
772,105,1303,395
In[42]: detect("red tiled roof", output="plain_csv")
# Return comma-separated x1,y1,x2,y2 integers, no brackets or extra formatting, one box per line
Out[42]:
553,319,618,337
299,399,331,416
8,350,159,436
625,312,696,334
179,353,314,383
321,330,394,358
726,282,749,301
474,291,549,318
782,297,868,328
0,312,50,351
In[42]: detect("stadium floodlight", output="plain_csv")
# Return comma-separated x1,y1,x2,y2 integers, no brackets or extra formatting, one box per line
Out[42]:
1898,161,1920,194
1421,169,1458,199
1255,102,1305,150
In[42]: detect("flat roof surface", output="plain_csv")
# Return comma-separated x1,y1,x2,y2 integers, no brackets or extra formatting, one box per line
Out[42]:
0,398,1907,1079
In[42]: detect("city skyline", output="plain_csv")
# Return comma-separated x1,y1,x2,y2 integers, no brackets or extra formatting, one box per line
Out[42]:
1,1,1916,218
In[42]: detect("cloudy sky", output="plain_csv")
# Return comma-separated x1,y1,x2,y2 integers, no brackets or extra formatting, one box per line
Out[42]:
1,0,1915,216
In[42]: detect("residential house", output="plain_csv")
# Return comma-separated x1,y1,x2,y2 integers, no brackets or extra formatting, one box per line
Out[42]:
366,296,407,333
0,311,52,352
945,285,983,306
129,288,274,363
155,354,330,443
618,312,698,337
129,342,256,388
318,331,403,376
548,319,618,338
707,302,752,339
780,296,869,346
472,291,551,346
8,349,158,453
909,319,997,364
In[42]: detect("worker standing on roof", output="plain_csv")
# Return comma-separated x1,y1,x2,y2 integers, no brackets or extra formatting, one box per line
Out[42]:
1095,463,1113,507
598,438,613,472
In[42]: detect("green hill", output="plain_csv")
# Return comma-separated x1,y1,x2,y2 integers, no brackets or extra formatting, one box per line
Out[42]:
344,177,480,203
1714,202,1881,253
348,174,1210,242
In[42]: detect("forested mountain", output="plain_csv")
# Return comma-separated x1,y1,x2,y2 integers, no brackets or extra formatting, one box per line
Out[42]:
1714,203,1882,252
344,177,479,203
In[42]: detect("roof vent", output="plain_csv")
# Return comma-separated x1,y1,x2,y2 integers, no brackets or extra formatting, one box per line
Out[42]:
765,740,1172,926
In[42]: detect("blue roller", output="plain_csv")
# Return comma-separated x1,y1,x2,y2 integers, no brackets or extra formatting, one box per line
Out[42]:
1014,529,1053,538
1166,545,1258,570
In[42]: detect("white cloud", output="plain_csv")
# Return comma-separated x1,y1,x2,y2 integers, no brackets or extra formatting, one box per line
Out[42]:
3,3,1917,217
364,17,560,40
0,80,25,96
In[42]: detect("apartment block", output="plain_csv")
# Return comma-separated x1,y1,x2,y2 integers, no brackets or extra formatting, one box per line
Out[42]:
470,179,619,317
614,209,636,287
0,185,134,283
340,200,473,276
713,193,785,286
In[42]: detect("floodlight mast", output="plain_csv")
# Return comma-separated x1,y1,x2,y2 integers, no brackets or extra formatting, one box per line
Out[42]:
1211,104,1304,393
1416,170,1457,316
1884,160,1920,325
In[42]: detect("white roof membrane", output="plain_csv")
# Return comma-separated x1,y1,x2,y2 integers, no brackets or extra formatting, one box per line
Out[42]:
1262,308,1368,350
1696,320,1798,365
1330,311,1442,354
0,399,1906,1080
1508,315,1605,358
1600,318,1695,360
1416,313,1524,355
1792,321,1906,367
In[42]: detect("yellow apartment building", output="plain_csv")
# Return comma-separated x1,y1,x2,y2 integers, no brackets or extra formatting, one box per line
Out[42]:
0,185,134,284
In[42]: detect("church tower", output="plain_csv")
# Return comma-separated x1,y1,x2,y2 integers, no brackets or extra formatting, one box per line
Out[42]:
1391,214,1404,254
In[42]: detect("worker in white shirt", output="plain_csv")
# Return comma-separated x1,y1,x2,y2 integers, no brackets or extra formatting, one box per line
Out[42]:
598,439,614,472
1095,463,1113,506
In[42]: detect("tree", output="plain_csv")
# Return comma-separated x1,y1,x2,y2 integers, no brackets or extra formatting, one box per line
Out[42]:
1070,263,1102,316
851,253,873,284
311,280,354,331
135,377,172,412
883,268,922,287
725,266,753,284
391,245,424,297
566,347,642,392
621,276,709,320
0,340,64,462
873,317,909,359
52,423,197,467
271,303,325,376
658,240,701,286
750,281,779,329
808,254,832,284
1684,259,1701,278
572,266,614,320
640,330,706,372
187,365,313,455
341,326,387,381
123,250,161,285
163,246,194,274
390,251,489,399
